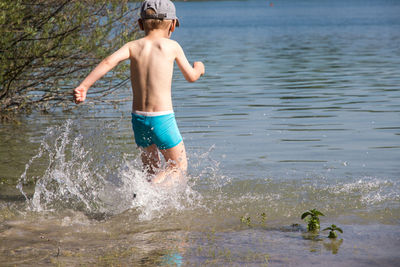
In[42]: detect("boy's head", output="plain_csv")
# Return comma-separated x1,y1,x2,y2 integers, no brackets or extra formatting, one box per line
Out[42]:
139,0,180,34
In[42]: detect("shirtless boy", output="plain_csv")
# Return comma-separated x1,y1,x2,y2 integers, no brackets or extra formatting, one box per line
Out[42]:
73,0,205,185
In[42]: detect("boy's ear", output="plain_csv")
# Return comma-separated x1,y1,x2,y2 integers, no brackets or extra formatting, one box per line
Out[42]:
138,19,144,31
169,20,176,33
167,20,176,38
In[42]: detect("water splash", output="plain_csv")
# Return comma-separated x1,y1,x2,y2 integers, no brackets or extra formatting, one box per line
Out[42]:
17,120,103,213
16,119,204,220
114,156,204,220
17,119,397,224
327,178,400,206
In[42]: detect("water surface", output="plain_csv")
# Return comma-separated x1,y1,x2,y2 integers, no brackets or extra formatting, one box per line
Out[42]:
1,0,400,265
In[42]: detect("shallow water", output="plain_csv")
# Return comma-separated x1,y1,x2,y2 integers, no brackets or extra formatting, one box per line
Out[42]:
1,0,400,265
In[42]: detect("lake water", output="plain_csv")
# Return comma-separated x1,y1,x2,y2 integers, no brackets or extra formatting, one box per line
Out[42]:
1,0,400,265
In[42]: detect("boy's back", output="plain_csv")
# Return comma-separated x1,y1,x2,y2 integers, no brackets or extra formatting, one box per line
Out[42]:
128,37,177,113
128,33,203,113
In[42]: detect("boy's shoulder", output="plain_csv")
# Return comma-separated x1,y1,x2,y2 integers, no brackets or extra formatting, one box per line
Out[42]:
125,37,182,54
127,37,180,47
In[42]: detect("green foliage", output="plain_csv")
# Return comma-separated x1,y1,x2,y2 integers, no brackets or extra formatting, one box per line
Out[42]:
301,209,325,232
0,0,140,112
240,212,267,227
260,212,266,225
240,216,251,227
323,224,343,239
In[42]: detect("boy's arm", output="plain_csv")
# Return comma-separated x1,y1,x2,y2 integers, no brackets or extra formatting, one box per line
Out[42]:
73,43,131,104
175,43,205,83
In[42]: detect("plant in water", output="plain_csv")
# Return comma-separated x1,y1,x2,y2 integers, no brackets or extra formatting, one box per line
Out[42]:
260,212,267,225
301,209,325,232
240,212,266,227
240,216,251,227
323,224,343,238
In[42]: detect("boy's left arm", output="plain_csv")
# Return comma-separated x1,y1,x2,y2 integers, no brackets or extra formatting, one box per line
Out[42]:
73,44,131,104
174,42,205,83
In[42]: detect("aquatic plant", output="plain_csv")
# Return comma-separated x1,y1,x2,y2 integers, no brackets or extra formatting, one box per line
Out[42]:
264,254,270,266
240,213,267,227
260,212,267,225
301,209,325,232
240,216,251,227
323,224,343,238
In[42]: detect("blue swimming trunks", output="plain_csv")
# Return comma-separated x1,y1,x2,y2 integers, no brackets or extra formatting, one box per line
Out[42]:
131,111,183,150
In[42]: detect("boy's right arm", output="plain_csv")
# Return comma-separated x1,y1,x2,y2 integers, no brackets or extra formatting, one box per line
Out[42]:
73,43,131,104
175,43,205,83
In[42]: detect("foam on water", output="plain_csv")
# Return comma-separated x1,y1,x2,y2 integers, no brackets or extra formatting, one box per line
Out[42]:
17,120,204,221
327,178,400,206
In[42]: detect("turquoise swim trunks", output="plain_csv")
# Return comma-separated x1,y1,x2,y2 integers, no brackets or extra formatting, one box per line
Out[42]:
131,111,183,150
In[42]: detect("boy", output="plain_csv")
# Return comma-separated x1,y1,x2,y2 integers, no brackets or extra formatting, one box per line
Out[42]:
73,0,205,186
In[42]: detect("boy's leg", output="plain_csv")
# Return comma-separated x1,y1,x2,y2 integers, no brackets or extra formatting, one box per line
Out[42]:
141,144,161,175
151,141,187,185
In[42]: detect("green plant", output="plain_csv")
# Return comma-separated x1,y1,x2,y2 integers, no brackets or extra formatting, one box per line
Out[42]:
301,209,325,232
240,216,251,227
323,224,343,238
264,254,270,266
240,212,266,227
260,212,266,225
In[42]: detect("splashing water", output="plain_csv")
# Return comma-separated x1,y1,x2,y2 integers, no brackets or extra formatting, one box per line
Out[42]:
17,119,204,220
17,119,398,225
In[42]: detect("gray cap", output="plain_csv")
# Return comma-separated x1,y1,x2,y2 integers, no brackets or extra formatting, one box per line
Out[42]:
140,0,180,27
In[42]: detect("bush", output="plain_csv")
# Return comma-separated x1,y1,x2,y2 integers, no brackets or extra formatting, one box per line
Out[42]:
0,0,140,112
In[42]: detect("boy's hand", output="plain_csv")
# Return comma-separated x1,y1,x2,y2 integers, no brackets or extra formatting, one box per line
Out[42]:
73,86,87,104
194,61,205,76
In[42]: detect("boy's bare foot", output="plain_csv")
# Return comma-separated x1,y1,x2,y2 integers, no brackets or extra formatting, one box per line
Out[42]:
150,168,186,187
151,175,167,184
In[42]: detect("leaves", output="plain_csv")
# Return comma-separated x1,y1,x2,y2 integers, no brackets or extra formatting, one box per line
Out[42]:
240,212,267,227
313,210,325,217
323,224,343,238
323,224,343,234
260,212,266,225
301,211,312,220
301,209,325,232
301,209,325,219
328,231,338,239
240,216,251,227
0,0,140,112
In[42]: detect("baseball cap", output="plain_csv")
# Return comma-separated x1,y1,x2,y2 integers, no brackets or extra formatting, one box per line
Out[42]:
140,0,180,27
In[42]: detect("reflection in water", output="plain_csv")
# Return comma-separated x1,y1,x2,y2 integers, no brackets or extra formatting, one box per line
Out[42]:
159,251,184,266
302,232,343,254
323,238,343,255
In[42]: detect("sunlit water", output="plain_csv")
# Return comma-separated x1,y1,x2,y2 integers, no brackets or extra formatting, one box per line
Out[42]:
1,0,400,265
